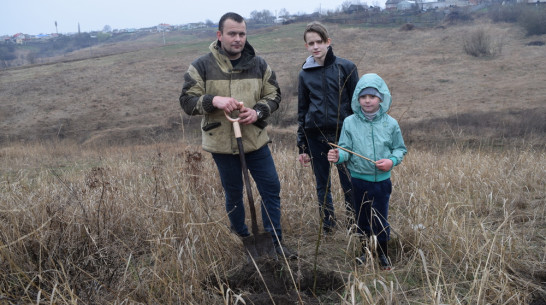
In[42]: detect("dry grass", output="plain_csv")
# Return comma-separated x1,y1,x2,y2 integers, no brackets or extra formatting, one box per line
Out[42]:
0,140,545,304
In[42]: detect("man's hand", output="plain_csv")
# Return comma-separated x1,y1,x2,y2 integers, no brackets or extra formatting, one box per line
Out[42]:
376,159,393,171
327,149,339,163
212,96,243,113
298,153,311,167
237,107,258,125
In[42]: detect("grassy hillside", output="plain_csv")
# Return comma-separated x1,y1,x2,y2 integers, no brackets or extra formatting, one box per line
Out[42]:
1,18,544,148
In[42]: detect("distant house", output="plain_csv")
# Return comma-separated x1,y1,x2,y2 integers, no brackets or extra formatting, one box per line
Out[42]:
180,22,206,30
421,0,472,10
35,34,52,40
347,4,369,13
388,0,471,10
386,0,403,10
157,23,172,32
398,0,416,10
13,33,26,44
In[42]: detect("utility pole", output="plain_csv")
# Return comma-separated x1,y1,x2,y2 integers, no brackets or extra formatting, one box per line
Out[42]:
55,21,58,34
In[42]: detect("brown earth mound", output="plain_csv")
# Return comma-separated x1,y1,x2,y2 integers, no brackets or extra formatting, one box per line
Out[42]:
205,257,344,304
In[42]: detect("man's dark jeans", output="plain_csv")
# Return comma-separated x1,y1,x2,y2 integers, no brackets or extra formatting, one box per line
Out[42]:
307,135,353,231
212,145,282,242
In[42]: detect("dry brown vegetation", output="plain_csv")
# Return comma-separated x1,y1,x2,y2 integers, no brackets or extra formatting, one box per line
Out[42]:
1,141,544,304
1,15,545,304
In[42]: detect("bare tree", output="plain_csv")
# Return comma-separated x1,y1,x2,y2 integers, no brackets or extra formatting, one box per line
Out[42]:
414,0,424,10
249,10,276,24
341,0,352,13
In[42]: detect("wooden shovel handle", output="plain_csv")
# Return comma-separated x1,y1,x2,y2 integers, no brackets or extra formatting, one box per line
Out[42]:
224,111,242,138
225,109,259,235
224,111,240,122
224,102,244,137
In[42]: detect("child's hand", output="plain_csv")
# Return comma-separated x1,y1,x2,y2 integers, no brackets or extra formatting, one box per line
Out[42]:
376,159,393,171
298,154,311,167
327,149,339,163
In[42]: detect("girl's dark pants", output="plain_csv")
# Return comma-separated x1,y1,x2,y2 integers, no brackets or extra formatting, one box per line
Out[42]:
352,177,392,255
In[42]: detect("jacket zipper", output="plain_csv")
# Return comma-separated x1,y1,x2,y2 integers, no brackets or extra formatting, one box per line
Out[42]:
371,120,377,182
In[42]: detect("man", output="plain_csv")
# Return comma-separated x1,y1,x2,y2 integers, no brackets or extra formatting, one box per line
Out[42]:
179,12,296,258
297,21,359,233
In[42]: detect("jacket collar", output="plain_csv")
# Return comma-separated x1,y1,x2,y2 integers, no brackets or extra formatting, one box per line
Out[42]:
214,40,256,69
323,46,336,66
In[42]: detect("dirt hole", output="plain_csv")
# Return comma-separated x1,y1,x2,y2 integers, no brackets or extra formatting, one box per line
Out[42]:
205,257,345,304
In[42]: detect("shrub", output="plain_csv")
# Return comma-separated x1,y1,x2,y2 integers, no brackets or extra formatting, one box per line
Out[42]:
463,28,500,57
518,6,546,36
0,45,16,61
444,10,473,25
26,52,38,64
400,23,415,31
489,4,524,23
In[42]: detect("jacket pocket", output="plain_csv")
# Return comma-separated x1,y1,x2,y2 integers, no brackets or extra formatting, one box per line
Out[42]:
202,122,221,131
253,120,268,130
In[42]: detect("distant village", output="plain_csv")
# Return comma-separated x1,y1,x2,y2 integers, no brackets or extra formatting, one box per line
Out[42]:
2,0,541,44
2,25,174,45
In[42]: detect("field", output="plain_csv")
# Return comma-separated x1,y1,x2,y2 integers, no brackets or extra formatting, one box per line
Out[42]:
1,13,545,304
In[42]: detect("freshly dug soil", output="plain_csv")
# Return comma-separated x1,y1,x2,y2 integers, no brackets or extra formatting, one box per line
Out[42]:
206,256,345,304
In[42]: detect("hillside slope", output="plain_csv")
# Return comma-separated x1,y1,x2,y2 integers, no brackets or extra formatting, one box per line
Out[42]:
1,20,544,147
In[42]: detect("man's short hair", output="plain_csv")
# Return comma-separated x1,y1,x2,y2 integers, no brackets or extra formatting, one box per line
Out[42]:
304,21,329,43
218,12,245,33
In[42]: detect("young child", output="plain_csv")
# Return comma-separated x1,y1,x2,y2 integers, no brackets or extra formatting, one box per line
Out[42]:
327,73,407,270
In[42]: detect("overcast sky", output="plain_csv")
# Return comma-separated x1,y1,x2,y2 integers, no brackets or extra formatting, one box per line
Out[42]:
1,0,378,36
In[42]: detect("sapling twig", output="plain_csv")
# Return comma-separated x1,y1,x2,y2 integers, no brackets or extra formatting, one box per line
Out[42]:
328,142,377,164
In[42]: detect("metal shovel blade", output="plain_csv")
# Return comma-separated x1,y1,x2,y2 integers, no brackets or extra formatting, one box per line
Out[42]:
242,233,277,258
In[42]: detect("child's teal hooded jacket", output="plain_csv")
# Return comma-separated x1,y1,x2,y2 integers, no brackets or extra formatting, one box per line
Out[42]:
335,73,407,182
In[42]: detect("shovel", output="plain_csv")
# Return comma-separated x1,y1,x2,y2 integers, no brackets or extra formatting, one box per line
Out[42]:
224,111,277,258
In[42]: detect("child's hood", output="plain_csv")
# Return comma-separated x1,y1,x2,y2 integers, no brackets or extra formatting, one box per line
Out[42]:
351,73,392,116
